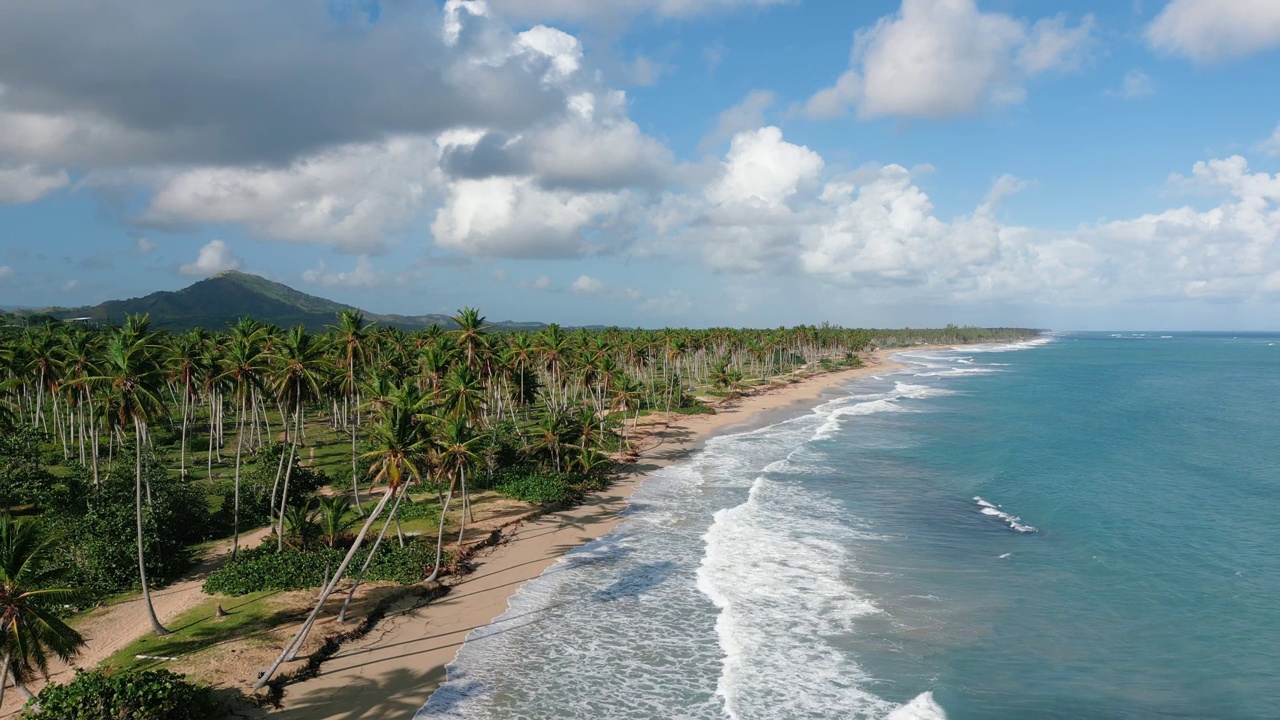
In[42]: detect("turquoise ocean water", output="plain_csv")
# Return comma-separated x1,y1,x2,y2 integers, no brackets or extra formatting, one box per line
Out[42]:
418,333,1280,719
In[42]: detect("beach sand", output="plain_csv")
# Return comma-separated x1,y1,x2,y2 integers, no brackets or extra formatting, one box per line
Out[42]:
271,347,928,719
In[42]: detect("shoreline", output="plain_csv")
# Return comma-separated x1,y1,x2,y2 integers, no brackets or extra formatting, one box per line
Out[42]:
273,346,941,718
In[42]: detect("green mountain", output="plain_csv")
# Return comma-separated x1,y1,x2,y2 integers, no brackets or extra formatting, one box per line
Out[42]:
29,271,548,332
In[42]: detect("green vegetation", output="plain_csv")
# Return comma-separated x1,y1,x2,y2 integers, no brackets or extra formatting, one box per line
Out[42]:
0,297,1038,697
202,541,444,597
103,592,282,673
22,668,221,720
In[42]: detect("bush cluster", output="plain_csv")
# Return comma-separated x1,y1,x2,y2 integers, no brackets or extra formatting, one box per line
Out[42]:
202,539,444,597
23,668,222,720
493,469,608,505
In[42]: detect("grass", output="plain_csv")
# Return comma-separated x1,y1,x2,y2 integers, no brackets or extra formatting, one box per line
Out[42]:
102,591,293,673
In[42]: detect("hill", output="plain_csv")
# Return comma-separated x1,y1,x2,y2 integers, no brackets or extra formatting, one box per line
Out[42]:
27,271,549,332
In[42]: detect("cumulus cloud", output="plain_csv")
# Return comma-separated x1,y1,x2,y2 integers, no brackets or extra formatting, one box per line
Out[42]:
1147,0,1280,63
654,127,822,273
301,256,384,290
1107,69,1156,99
179,240,241,277
647,124,1280,307
640,290,693,316
139,136,437,252
700,91,775,153
431,175,627,258
1256,124,1280,158
0,1,573,168
804,0,1094,119
486,0,792,23
517,275,556,291
0,164,69,204
0,266,13,281
569,274,643,301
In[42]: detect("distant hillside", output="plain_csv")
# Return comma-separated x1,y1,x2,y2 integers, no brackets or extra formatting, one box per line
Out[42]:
28,271,549,332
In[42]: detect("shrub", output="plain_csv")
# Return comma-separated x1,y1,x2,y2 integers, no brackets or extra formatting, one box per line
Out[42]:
23,668,222,720
202,539,446,596
48,451,210,605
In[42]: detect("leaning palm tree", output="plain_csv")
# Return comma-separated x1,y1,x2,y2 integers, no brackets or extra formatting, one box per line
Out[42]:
0,516,85,707
253,384,428,689
91,318,170,636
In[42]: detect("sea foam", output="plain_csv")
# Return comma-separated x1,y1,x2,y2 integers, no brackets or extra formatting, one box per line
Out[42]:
697,476,902,719
974,496,1038,533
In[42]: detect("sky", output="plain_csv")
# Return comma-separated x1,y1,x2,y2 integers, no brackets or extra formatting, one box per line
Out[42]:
1,0,1279,330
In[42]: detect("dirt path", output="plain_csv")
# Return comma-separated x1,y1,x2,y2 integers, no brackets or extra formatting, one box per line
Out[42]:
0,526,274,718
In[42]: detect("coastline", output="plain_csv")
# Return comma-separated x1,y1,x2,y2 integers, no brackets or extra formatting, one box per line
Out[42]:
273,346,936,718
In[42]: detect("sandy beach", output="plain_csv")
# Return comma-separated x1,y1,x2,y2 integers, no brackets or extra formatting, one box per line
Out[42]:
272,347,926,719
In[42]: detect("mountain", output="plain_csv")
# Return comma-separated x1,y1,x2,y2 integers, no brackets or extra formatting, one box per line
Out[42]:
27,271,550,332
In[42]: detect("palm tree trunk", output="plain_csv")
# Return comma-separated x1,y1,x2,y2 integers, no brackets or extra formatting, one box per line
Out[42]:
134,417,170,636
337,486,406,623
179,375,190,477
276,406,301,552
232,394,246,559
254,487,396,688
425,477,457,583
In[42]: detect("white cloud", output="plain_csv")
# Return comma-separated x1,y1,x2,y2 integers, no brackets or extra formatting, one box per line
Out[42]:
62,279,78,291
640,290,692,316
486,0,792,23
179,240,241,277
804,0,1094,119
491,268,510,282
0,266,13,281
569,274,644,301
136,237,157,254
706,127,823,208
700,90,775,153
431,175,626,258
1107,69,1155,99
1256,124,1280,158
139,137,436,252
0,164,69,204
569,274,605,295
516,274,556,291
1147,0,1280,63
644,123,1280,308
301,256,384,289
654,127,822,273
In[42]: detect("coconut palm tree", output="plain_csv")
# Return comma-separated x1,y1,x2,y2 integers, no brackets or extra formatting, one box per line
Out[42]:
328,309,373,508
315,495,356,549
254,383,428,689
220,322,267,558
266,326,329,552
429,415,480,578
0,516,84,708
92,317,170,636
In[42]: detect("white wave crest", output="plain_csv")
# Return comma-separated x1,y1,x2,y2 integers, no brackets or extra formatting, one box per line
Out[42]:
887,692,948,719
974,496,1038,533
698,477,896,719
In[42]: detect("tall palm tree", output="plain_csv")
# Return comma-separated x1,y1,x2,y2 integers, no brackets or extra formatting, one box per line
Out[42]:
266,326,328,552
92,317,170,636
427,415,480,580
328,309,373,508
0,516,84,707
254,384,428,689
220,322,267,558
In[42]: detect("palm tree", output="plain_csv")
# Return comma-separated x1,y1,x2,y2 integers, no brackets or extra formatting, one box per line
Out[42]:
434,415,481,554
254,384,428,689
328,309,373,509
92,317,170,636
266,326,329,552
450,307,490,373
220,321,267,558
316,495,356,549
0,516,84,707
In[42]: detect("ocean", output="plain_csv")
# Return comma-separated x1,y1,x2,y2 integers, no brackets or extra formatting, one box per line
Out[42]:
417,333,1280,719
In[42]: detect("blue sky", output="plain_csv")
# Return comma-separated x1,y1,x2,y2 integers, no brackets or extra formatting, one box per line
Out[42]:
1,0,1279,330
